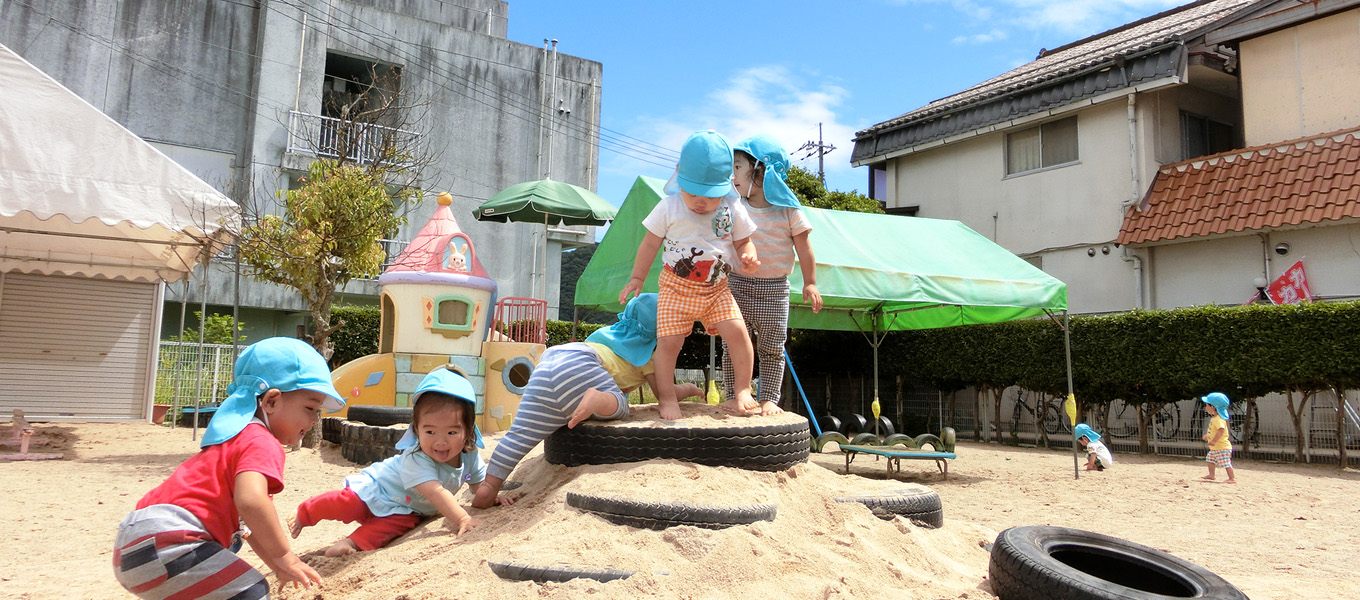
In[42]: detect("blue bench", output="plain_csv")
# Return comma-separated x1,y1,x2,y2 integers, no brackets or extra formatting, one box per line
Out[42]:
838,444,957,479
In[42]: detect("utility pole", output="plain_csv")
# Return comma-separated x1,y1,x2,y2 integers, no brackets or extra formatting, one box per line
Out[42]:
796,122,836,187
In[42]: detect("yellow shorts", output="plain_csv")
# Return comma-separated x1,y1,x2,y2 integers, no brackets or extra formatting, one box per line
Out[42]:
656,268,743,338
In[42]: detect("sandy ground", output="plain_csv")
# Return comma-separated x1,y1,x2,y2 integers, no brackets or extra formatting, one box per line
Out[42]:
2,415,1357,599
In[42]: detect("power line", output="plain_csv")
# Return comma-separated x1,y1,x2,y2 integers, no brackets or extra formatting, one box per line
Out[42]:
795,122,836,186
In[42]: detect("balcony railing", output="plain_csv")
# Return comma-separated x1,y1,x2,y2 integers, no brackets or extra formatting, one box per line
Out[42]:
287,111,418,166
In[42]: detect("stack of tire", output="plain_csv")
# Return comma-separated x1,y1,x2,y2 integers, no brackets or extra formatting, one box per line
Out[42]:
544,413,811,471
336,406,411,465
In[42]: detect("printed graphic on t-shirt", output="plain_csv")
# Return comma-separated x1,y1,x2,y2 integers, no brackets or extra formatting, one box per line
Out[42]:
665,240,728,284
711,205,733,240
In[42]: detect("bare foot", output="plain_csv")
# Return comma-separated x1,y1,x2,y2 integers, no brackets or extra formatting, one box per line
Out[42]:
1226,479,1237,484
1200,475,1215,481
759,401,784,416
568,388,619,428
735,389,759,413
287,515,304,539
658,398,682,420
324,538,359,557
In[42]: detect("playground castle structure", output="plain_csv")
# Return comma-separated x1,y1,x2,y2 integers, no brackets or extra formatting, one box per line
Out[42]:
329,192,545,433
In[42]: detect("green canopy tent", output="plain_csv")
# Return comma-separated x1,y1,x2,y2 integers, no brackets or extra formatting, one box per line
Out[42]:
574,176,1076,473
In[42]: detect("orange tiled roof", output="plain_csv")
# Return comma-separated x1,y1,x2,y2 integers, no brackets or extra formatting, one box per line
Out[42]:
1118,127,1360,246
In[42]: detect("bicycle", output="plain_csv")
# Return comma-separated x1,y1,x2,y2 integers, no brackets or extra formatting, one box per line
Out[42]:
1008,388,1066,444
1104,400,1179,441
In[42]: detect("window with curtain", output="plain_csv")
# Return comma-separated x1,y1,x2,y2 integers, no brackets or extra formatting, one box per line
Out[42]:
1006,116,1078,176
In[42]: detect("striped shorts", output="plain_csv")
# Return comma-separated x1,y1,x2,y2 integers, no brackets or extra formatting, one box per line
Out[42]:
1205,449,1233,468
114,504,268,600
656,267,743,338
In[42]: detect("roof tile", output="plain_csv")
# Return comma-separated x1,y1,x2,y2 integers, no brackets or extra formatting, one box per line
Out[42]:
1120,126,1360,245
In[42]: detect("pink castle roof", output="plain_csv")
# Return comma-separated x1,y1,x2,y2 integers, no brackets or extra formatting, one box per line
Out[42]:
384,192,490,278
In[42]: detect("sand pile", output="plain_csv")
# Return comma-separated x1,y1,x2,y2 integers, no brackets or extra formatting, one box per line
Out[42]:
278,406,996,599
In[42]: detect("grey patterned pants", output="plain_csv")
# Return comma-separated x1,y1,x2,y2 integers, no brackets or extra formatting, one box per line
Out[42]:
722,274,790,406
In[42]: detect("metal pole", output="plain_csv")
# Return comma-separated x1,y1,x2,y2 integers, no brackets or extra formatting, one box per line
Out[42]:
1065,311,1078,479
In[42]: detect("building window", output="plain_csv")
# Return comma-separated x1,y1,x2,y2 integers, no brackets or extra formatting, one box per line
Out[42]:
1006,116,1078,176
1180,112,1235,160
426,294,475,338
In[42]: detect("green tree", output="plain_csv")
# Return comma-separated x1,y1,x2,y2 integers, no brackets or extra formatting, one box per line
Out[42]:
786,166,884,213
165,311,246,345
238,160,417,359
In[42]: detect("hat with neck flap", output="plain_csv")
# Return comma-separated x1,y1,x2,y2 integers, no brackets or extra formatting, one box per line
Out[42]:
395,368,484,452
733,133,801,208
1073,423,1101,443
1201,392,1231,420
201,337,345,448
586,293,659,367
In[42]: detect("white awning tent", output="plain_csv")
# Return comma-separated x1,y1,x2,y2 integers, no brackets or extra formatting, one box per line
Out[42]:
0,43,238,282
0,43,238,421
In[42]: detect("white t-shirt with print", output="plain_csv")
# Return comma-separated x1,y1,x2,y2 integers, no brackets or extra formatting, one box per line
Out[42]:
642,193,756,284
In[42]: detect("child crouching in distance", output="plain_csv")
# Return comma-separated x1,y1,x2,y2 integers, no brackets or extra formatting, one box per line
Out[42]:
619,129,760,420
471,293,704,509
289,367,511,556
1200,392,1238,483
1073,423,1114,471
114,337,345,598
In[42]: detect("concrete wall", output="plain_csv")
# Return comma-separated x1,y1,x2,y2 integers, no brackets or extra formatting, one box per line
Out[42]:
886,99,1150,314
0,0,600,328
1146,223,1360,308
1240,8,1360,145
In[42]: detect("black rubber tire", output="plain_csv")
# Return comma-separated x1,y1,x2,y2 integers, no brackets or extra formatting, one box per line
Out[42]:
812,431,850,452
988,526,1249,600
345,405,413,427
872,416,896,437
321,417,343,444
544,418,809,472
881,433,915,448
850,432,881,446
840,413,868,437
836,486,944,529
817,415,843,437
565,491,776,530
487,559,634,584
339,420,405,465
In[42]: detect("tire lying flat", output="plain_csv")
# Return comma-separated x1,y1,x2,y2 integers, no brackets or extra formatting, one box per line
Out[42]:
544,415,809,472
988,526,1249,600
345,405,413,427
487,559,635,584
835,485,944,529
565,491,776,530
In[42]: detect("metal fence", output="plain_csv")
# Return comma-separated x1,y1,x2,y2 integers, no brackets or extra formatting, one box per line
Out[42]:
156,342,245,422
286,111,418,166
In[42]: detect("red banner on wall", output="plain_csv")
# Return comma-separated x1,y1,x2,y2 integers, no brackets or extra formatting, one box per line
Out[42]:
1267,260,1312,304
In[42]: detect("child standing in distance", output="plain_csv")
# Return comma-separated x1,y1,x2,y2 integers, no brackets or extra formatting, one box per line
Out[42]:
1200,392,1238,483
619,130,760,420
290,368,506,556
471,293,704,508
1073,423,1114,471
723,134,823,416
114,337,344,598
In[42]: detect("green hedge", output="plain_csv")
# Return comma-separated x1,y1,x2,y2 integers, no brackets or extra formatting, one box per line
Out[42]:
789,301,1360,406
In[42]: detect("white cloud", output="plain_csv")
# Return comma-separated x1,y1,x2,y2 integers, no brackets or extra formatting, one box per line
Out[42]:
611,65,864,192
951,28,1008,45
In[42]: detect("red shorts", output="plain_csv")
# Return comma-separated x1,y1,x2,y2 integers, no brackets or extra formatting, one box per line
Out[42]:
656,268,743,338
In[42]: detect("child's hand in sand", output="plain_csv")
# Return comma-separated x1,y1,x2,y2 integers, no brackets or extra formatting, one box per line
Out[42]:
271,552,323,588
453,513,480,537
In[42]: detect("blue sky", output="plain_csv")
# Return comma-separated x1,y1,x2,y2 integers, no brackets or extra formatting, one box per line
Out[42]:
503,0,1185,220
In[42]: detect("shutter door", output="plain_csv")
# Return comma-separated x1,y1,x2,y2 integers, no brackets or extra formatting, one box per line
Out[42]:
0,273,156,419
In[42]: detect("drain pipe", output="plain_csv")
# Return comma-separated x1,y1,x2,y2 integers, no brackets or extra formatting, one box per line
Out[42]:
1120,92,1145,309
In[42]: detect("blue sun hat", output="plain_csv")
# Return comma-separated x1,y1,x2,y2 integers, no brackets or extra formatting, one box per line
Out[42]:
586,293,658,367
395,368,484,451
667,129,736,199
733,134,801,208
201,337,345,448
1073,423,1101,443
1201,392,1231,420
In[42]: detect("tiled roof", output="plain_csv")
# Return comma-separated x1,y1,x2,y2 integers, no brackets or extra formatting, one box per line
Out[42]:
855,0,1260,138
1117,127,1360,246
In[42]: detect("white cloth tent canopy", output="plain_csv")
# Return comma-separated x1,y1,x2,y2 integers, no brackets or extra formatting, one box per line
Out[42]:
0,43,238,282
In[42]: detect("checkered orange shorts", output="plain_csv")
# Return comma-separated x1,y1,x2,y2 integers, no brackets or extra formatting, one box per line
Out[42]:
656,268,744,338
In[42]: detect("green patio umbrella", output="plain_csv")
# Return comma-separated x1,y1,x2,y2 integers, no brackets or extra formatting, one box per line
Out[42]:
474,178,618,298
